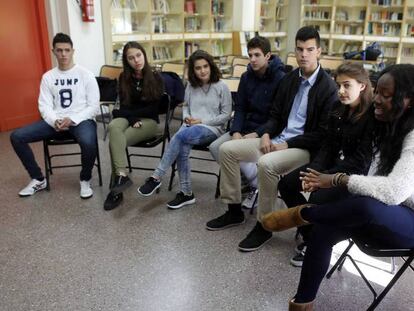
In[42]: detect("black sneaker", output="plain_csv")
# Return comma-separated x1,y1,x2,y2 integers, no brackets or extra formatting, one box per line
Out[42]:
137,177,162,196
111,175,133,194
206,211,245,231
167,192,196,209
295,242,307,255
238,222,272,252
103,192,123,211
291,243,307,267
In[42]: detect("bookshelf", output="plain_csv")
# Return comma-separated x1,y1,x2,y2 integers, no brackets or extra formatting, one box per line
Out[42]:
102,0,235,65
259,0,290,60
300,0,414,63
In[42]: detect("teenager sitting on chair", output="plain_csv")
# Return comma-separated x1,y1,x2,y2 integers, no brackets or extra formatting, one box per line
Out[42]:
138,50,232,209
205,27,338,253
104,41,164,211
278,62,375,268
261,64,414,311
10,33,100,199
208,36,286,208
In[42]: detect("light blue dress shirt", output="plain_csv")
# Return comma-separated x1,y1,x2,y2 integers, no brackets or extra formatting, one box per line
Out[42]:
273,65,321,144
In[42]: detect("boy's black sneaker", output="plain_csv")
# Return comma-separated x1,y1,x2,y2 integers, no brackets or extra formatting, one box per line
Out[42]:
291,243,307,267
138,177,161,196
104,192,123,211
238,221,272,252
206,211,245,231
295,242,307,254
167,192,196,209
111,175,132,194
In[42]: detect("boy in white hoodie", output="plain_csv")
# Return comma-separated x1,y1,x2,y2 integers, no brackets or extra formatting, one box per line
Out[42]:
10,33,100,199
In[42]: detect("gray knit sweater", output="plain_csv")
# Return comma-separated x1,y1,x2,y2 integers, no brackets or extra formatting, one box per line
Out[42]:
348,129,414,209
182,80,232,136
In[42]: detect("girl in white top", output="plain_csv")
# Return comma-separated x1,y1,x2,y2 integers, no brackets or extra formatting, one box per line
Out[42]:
261,64,414,311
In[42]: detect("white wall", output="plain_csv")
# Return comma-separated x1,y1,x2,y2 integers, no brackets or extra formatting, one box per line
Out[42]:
44,0,105,75
287,0,301,54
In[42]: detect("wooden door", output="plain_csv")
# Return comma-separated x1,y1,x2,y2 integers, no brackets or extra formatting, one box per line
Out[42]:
0,0,51,131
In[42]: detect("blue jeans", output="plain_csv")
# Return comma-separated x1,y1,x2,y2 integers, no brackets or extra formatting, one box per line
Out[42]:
153,125,217,194
10,119,97,181
295,196,414,303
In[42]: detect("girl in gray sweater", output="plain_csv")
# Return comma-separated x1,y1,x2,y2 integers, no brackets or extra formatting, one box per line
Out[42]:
138,50,232,209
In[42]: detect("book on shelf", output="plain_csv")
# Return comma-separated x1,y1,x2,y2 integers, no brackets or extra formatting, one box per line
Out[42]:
185,16,201,32
152,0,170,14
152,16,167,33
185,41,200,57
304,10,330,20
274,38,281,50
185,0,197,14
212,41,224,56
402,47,414,57
211,0,224,15
368,22,401,36
407,24,414,37
153,46,172,60
370,0,402,5
213,17,225,31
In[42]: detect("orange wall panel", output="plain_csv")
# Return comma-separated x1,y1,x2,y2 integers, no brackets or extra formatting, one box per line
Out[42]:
0,0,51,131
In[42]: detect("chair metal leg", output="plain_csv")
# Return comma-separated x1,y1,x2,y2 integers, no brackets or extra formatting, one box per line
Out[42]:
390,257,397,274
100,104,109,141
43,140,51,191
367,255,414,311
215,171,220,198
326,240,355,278
168,161,177,191
250,191,259,215
95,139,103,186
126,148,132,173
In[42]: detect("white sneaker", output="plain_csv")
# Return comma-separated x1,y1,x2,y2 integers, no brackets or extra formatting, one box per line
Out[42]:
242,188,258,209
19,179,47,197
80,180,93,199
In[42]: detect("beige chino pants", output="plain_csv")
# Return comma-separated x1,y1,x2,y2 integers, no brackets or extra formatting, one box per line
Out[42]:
218,138,310,221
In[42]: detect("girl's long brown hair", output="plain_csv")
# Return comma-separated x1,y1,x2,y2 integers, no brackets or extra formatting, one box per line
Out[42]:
120,41,163,104
334,61,373,122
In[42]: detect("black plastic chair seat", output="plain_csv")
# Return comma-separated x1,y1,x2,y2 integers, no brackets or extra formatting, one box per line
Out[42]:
192,143,210,151
132,134,164,148
356,241,414,258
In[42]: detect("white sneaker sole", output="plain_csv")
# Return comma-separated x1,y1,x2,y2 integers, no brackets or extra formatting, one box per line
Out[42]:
238,235,272,252
205,219,246,231
137,182,162,197
167,198,196,209
18,183,47,197
80,193,93,199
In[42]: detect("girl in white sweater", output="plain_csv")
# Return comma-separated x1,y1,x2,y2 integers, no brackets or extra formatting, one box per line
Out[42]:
261,64,414,311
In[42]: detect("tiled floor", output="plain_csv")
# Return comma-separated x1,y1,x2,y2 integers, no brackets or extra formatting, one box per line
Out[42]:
1,124,414,311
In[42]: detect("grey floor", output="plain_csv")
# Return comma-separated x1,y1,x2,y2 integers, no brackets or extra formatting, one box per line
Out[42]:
1,121,414,311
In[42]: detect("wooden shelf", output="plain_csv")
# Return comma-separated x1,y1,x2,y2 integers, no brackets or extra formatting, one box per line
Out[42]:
300,0,414,64
103,0,235,65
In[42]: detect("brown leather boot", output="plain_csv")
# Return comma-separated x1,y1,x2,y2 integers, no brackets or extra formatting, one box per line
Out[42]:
288,298,314,311
261,204,313,232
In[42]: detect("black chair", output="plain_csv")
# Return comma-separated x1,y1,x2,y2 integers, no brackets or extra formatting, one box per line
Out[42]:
125,93,173,178
167,143,221,198
43,132,103,190
326,239,414,311
96,65,123,140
